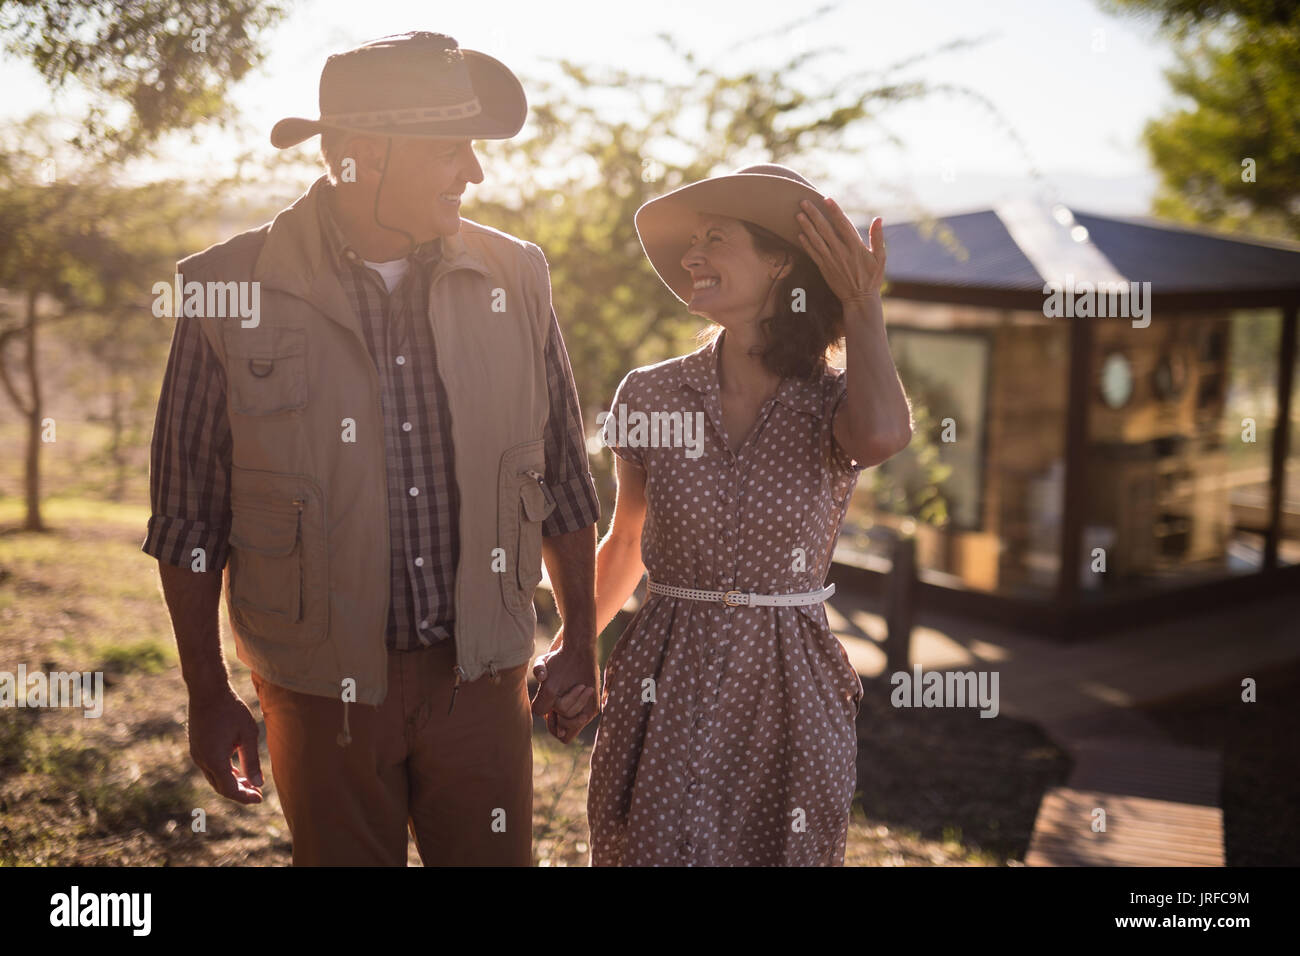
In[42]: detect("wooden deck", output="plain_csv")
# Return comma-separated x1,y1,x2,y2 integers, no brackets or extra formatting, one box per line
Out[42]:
1025,739,1224,866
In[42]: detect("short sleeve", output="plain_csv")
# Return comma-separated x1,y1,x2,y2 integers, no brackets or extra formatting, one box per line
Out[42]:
602,369,647,470
824,369,866,475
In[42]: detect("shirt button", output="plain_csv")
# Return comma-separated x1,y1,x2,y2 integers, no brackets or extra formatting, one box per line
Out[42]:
414,556,424,567
395,355,406,366
402,421,412,432
408,487,419,497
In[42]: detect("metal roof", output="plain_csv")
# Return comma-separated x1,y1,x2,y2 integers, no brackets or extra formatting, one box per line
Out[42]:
877,203,1300,300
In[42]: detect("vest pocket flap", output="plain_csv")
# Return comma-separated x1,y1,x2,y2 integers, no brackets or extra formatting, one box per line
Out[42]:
520,478,556,522
223,326,307,415
229,506,300,557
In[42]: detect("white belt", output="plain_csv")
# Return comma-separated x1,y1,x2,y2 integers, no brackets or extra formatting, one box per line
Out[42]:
646,579,835,608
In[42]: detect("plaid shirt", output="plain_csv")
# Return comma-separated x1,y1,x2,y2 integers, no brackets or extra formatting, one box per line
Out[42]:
143,199,600,651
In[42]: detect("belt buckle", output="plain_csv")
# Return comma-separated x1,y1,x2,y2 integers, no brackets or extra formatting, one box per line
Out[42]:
722,589,745,607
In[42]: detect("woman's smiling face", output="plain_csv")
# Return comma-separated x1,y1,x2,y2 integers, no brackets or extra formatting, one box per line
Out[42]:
679,212,786,325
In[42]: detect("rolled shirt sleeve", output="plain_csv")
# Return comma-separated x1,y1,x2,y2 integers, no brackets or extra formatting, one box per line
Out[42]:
141,312,233,571
540,307,601,536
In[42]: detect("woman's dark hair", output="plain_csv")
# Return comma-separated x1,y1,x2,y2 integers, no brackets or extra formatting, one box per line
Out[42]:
701,219,845,379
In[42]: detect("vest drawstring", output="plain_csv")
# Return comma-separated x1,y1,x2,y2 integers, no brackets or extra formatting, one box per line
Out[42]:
337,699,352,748
448,665,465,715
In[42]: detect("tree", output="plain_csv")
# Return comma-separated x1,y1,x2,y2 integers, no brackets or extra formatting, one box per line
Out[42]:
0,118,213,528
0,1,284,527
0,0,287,158
1100,0,1300,238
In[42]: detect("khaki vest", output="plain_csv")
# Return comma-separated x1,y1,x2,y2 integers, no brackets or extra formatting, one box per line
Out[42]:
181,177,556,705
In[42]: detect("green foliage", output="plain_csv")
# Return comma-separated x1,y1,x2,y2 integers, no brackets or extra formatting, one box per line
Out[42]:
870,402,953,528
0,116,233,520
0,118,205,307
0,0,288,158
1100,0,1300,238
867,344,955,527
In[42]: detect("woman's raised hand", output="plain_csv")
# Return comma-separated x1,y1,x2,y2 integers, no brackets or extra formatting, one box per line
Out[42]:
795,197,885,305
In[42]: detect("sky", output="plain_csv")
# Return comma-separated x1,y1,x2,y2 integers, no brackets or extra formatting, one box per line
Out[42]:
2,0,1181,221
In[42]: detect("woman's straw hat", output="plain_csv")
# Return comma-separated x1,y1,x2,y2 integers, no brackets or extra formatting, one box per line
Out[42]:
635,163,832,305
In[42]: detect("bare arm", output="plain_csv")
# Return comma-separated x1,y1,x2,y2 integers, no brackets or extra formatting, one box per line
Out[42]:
158,561,263,804
834,291,913,468
540,522,598,659
158,561,227,699
594,454,648,634
796,199,912,467
532,523,599,743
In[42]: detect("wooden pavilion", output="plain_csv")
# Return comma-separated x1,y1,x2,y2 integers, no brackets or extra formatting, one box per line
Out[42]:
833,201,1300,639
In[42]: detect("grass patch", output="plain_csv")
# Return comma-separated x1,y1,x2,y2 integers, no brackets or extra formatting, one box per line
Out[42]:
98,638,173,676
0,495,150,530
20,726,110,781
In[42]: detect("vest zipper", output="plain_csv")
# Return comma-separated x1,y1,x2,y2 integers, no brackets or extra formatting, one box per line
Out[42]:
291,497,306,624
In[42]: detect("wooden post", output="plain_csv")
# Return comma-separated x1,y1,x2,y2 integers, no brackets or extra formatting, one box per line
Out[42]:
885,533,916,675
1056,308,1094,635
1264,302,1297,569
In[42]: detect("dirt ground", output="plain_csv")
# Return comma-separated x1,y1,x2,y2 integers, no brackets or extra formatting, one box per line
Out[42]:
2,506,1068,866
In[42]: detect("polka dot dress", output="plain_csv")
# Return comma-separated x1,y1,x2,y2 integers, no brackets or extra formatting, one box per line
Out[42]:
588,331,866,866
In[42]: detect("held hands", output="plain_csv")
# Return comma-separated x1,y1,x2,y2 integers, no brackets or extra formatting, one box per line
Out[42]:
530,627,599,745
796,198,886,305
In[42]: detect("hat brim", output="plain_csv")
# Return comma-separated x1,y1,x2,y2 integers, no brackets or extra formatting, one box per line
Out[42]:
270,49,527,149
635,173,832,306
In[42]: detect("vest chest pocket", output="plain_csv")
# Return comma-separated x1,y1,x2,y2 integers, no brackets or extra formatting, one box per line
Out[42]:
227,470,328,646
498,440,556,616
224,326,307,416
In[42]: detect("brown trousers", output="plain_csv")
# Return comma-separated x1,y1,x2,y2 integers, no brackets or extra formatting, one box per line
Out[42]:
251,639,533,866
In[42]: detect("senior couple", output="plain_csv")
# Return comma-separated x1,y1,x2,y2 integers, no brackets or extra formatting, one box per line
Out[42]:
145,31,911,867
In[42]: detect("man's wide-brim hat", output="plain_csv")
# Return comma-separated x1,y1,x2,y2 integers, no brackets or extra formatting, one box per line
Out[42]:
635,163,833,306
270,31,527,149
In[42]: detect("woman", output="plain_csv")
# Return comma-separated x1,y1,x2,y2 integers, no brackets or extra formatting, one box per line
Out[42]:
582,164,911,866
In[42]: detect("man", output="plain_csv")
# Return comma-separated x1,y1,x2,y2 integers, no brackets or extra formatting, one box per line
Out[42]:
143,31,601,866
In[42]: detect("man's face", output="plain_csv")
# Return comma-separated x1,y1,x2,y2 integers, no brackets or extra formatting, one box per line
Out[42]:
370,136,484,242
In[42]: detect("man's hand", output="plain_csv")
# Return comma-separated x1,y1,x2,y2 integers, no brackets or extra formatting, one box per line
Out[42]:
531,628,599,744
187,685,265,804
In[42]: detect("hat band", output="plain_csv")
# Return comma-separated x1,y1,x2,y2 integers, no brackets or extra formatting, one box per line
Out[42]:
321,99,482,128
